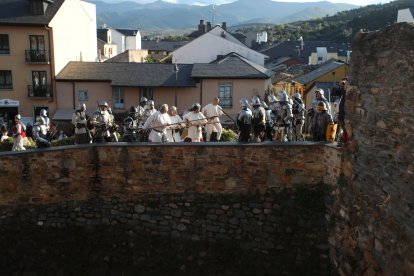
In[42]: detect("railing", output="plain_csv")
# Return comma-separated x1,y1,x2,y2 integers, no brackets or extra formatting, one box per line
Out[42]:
25,50,50,63
27,85,52,98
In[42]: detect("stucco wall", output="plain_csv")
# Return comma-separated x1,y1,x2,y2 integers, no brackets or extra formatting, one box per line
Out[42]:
49,0,97,74
0,25,54,116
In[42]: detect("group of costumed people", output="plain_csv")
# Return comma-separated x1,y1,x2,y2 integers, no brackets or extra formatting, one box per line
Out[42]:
237,81,346,144
9,109,55,151
71,97,225,144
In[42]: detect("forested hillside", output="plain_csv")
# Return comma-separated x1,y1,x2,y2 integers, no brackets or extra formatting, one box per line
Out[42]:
242,0,413,43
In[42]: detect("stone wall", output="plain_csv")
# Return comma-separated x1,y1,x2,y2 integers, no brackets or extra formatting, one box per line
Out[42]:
330,22,414,275
0,142,340,273
0,143,339,205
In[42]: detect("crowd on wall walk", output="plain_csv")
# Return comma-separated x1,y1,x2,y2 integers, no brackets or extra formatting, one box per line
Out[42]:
1,79,347,150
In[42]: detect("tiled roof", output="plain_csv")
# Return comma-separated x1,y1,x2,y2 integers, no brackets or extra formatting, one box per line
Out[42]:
141,40,188,52
56,62,196,87
293,59,345,84
191,53,273,79
260,40,350,64
0,0,64,25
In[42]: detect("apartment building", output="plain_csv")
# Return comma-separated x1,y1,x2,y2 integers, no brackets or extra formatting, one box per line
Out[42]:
0,0,97,124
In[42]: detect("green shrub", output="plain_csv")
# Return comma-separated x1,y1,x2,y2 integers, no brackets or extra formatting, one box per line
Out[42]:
0,137,37,151
51,136,75,147
220,129,238,142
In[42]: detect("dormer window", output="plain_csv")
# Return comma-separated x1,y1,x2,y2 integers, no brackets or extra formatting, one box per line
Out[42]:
29,0,53,15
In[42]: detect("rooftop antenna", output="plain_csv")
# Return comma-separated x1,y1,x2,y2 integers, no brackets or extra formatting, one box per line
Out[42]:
210,4,215,25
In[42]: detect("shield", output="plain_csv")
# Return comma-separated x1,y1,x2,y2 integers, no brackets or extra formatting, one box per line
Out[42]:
326,123,337,142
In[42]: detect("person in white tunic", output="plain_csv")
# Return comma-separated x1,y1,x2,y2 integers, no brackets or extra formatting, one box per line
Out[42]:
201,97,224,142
143,104,171,142
183,103,207,142
166,106,184,142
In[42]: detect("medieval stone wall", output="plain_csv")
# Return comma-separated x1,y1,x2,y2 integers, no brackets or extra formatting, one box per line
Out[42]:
330,22,414,275
0,143,340,273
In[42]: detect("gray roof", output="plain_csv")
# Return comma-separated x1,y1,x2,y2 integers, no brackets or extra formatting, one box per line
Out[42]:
56,62,196,87
0,0,64,26
97,29,108,43
191,53,273,79
260,40,350,64
141,40,188,52
293,60,346,84
116,29,139,36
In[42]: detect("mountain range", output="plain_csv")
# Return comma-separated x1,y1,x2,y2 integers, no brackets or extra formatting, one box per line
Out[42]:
91,0,358,30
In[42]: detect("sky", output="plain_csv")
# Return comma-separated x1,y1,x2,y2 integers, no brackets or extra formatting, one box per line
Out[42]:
122,0,393,6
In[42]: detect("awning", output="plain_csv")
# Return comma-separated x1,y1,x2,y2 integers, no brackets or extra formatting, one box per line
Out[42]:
52,109,94,120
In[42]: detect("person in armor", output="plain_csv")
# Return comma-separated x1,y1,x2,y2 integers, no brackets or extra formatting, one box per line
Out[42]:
144,100,157,120
183,103,207,142
311,88,331,115
251,96,266,142
166,106,184,142
236,98,252,142
72,103,90,144
122,106,141,142
143,104,171,142
32,115,51,148
201,97,224,142
311,101,334,141
137,97,147,125
90,101,117,143
261,100,273,141
274,91,293,142
39,109,50,131
292,92,305,141
331,79,347,146
268,94,279,131
12,114,26,151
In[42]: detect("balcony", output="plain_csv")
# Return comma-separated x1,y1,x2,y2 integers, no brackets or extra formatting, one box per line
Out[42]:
25,50,50,63
27,85,53,99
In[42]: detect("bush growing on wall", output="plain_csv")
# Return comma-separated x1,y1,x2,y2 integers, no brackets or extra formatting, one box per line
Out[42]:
0,137,37,151
220,129,238,142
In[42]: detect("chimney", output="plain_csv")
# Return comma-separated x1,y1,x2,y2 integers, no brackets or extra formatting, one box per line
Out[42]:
207,22,212,32
222,22,227,31
198,20,206,34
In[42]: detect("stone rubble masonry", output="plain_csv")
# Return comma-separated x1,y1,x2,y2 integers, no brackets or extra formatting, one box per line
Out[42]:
0,143,339,205
0,142,340,255
330,22,414,276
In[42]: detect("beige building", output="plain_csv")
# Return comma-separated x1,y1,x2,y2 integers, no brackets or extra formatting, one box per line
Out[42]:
55,53,274,123
0,0,97,123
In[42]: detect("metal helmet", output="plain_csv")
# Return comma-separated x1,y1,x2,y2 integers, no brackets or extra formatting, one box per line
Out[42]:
268,94,277,103
278,90,288,102
191,102,201,111
240,98,249,108
129,106,138,114
261,100,269,109
317,101,327,111
40,109,47,116
251,96,261,107
99,101,109,107
15,114,21,120
294,92,301,99
315,88,324,97
140,97,148,103
147,100,154,108
78,103,86,111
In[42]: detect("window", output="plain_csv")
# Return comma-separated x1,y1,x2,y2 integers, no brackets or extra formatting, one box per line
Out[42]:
0,34,10,54
218,83,232,108
78,90,88,101
31,71,48,96
112,87,125,109
28,35,46,62
140,87,154,101
0,70,12,89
